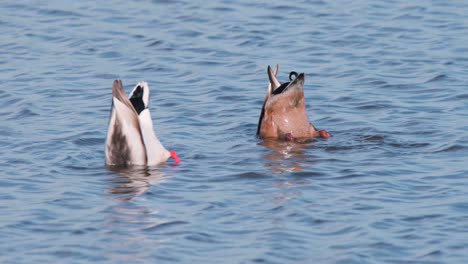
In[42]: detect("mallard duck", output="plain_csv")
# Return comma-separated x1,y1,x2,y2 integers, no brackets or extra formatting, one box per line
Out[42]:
105,80,179,166
257,65,331,141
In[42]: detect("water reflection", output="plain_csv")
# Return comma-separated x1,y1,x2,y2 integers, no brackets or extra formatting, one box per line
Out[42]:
259,140,317,204
104,166,171,261
260,139,312,174
107,166,166,201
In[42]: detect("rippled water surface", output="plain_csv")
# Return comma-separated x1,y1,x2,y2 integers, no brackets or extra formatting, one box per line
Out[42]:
2,1,468,263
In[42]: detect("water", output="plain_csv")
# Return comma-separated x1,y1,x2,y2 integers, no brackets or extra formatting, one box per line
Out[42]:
1,0,468,263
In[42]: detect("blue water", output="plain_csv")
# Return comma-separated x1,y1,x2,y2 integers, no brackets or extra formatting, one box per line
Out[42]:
1,0,468,263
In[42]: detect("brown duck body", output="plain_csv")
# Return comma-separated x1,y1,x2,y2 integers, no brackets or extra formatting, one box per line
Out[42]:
257,65,328,141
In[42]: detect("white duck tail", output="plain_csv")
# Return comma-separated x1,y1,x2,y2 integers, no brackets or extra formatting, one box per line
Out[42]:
105,80,176,166
106,80,147,165
130,82,170,166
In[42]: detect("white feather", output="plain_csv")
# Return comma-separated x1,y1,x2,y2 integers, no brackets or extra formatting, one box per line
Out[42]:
105,80,170,166
138,108,170,165
105,81,147,165
111,97,147,164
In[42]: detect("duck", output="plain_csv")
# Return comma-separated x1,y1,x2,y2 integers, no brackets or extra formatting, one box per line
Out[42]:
257,65,331,141
105,80,179,166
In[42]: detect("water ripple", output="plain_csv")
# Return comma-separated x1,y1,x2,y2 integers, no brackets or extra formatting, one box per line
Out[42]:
1,0,468,263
